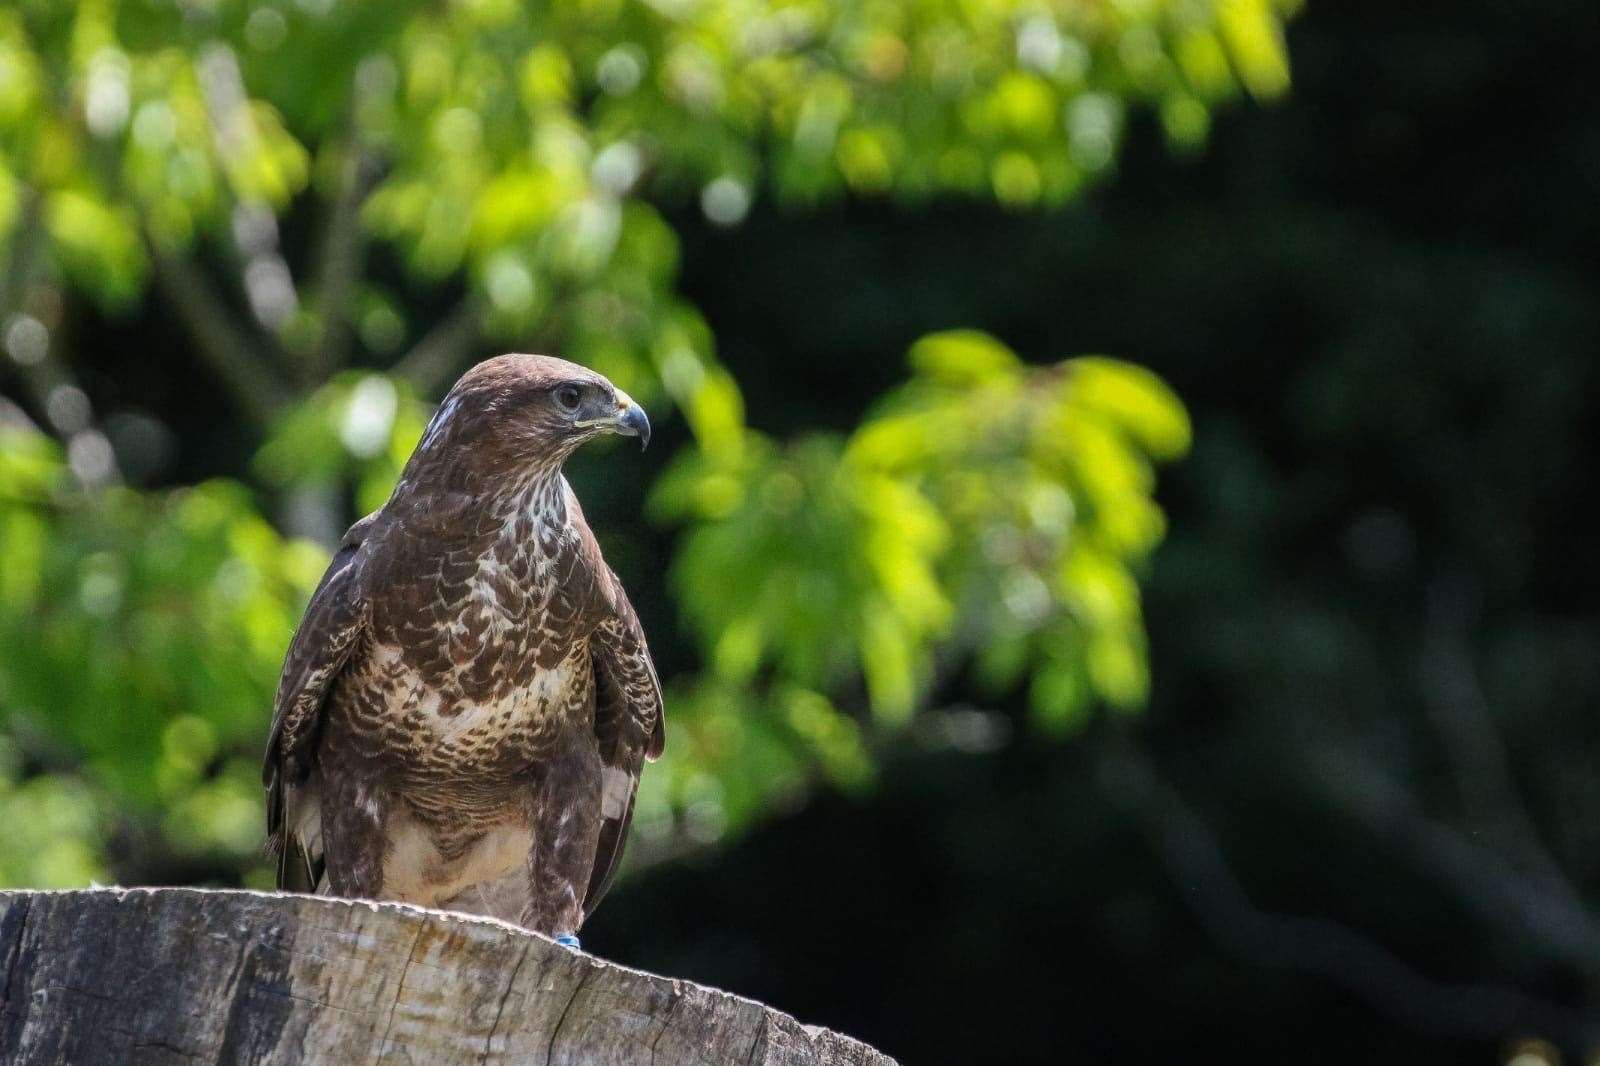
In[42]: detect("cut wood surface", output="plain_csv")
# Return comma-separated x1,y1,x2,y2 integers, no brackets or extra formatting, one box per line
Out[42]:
0,888,895,1065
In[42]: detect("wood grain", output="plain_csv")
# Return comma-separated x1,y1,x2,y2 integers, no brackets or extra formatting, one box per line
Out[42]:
0,888,894,1066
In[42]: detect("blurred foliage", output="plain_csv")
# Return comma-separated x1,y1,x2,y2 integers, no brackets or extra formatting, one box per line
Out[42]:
0,0,1292,887
0,0,1293,405
254,372,430,514
646,334,1188,832
0,425,324,880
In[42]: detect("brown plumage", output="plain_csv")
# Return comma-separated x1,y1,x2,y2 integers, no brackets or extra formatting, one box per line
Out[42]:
263,354,663,940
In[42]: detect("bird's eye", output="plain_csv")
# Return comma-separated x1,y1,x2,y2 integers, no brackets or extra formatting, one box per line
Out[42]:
554,384,582,412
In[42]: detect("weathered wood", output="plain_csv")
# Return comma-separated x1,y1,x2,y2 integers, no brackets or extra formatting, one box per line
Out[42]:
0,888,894,1065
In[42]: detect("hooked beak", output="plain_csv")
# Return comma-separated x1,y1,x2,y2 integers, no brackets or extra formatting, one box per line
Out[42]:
619,400,651,450
578,389,650,450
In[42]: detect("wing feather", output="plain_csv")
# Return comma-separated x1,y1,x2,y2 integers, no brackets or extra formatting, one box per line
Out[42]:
263,517,372,891
583,568,664,917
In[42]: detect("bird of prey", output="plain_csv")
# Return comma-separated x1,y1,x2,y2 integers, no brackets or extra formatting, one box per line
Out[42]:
263,354,663,946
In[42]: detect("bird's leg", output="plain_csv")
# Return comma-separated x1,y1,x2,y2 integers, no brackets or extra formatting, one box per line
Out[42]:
522,729,604,945
317,757,392,900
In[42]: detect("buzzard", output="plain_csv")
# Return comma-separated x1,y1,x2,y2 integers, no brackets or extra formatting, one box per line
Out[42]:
263,354,664,946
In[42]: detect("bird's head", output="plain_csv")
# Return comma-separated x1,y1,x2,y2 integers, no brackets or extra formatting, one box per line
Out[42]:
417,354,651,476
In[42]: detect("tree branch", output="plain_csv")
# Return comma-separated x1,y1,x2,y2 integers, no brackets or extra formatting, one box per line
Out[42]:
1097,738,1600,1050
0,191,122,486
1299,739,1600,977
309,139,376,381
1419,577,1574,890
145,239,294,427
0,187,44,318
392,297,482,397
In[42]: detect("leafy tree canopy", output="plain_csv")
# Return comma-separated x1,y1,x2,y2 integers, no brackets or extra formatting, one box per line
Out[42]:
0,0,1291,885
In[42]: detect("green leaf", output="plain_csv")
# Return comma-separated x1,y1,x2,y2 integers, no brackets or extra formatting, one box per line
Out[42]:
908,330,1021,388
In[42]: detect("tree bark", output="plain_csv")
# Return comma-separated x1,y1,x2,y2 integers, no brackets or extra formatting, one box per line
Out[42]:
0,888,895,1065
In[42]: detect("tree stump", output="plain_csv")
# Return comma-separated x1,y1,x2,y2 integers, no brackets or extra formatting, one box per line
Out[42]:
0,888,894,1065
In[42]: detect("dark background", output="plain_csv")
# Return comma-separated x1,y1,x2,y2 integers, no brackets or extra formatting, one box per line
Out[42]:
582,1,1600,1061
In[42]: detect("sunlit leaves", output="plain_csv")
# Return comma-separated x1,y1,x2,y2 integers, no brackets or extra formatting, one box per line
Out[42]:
0,14,44,127
632,675,872,851
0,3,311,302
657,331,1190,834
1217,0,1294,98
907,329,1020,386
0,426,325,880
44,190,145,301
0,741,109,889
254,372,429,517
0,0,1293,405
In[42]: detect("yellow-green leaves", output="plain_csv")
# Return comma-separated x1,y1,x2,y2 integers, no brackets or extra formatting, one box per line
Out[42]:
0,14,43,126
0,5,317,304
0,0,1293,386
254,372,429,515
1066,358,1191,461
44,190,145,302
0,426,330,881
658,330,1191,816
1218,0,1294,98
908,329,1021,387
0,756,108,889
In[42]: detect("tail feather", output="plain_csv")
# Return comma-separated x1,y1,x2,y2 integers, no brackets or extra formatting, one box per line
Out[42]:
268,774,324,894
582,790,636,920
277,831,323,894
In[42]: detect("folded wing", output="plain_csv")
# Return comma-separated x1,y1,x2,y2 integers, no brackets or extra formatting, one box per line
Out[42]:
584,567,665,917
263,519,372,891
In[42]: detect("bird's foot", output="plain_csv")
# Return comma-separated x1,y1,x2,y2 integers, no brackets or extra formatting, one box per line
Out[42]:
554,933,581,950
